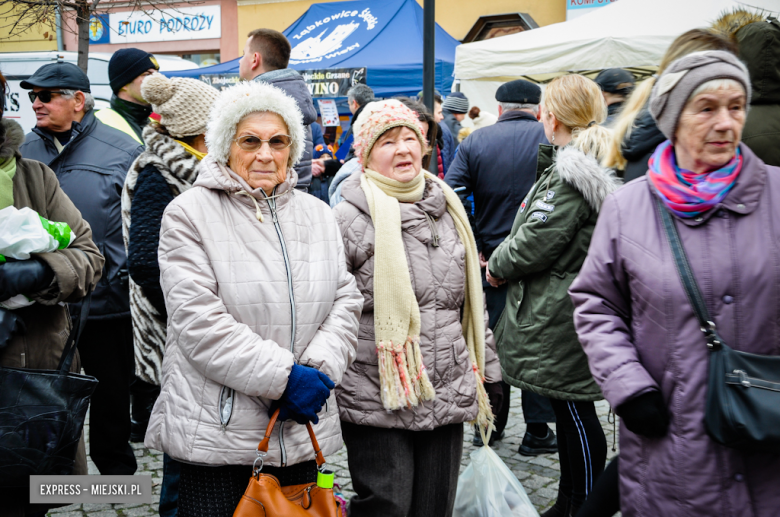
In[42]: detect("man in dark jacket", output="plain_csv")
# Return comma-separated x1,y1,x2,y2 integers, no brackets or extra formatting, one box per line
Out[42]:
441,91,469,140
239,28,317,192
95,48,159,144
19,61,142,476
594,68,635,125
445,79,556,453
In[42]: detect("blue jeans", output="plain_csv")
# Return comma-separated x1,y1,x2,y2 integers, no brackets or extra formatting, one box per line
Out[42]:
160,453,181,517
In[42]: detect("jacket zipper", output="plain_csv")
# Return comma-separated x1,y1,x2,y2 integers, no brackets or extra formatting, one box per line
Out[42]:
264,192,296,467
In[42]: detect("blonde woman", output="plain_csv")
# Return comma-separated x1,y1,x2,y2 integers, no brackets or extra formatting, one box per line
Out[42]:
487,74,621,517
603,29,736,181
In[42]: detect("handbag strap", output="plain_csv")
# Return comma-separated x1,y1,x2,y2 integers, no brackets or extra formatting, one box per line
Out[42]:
56,293,92,374
654,198,724,350
256,408,326,469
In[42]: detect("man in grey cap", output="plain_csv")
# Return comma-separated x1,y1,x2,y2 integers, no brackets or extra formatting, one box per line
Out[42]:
19,61,143,476
445,79,556,452
441,91,469,140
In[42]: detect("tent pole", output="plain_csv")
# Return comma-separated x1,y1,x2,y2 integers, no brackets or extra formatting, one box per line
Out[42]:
423,0,435,112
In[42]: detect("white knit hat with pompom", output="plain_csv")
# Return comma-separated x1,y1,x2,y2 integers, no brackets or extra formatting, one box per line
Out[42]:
141,73,219,138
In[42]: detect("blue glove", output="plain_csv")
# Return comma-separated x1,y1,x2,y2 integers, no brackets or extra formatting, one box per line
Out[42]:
269,364,335,425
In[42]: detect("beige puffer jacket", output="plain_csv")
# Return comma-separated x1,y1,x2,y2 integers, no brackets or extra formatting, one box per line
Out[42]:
145,155,363,467
333,171,502,431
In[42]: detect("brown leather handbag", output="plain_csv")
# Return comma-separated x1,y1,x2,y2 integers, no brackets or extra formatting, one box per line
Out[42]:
232,409,342,517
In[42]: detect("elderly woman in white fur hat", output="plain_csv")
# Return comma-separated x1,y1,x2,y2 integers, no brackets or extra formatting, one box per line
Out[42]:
332,100,503,517
144,80,362,516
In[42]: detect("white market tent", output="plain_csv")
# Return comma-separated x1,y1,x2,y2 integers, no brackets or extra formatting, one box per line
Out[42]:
455,0,780,116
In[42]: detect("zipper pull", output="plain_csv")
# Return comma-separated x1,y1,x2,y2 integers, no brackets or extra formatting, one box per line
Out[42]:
272,209,278,223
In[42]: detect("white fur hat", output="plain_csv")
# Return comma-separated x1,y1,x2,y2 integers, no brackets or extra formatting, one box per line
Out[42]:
205,80,304,167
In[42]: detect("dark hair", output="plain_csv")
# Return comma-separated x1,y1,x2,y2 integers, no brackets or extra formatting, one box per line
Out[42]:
395,96,436,170
468,106,481,119
247,29,292,71
347,84,374,106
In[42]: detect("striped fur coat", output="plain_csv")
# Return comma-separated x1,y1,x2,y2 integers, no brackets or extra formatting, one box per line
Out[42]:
121,126,200,385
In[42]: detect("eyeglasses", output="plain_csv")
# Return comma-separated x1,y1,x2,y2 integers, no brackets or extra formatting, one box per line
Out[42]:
233,134,292,152
28,91,66,103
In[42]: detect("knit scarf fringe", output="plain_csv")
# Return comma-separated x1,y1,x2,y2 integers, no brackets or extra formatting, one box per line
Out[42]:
360,168,494,433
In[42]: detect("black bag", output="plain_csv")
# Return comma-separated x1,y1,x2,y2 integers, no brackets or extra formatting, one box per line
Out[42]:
0,295,98,486
657,200,780,453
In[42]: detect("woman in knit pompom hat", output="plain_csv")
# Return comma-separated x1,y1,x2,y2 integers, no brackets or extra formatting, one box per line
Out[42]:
121,72,220,514
143,79,362,516
333,99,503,517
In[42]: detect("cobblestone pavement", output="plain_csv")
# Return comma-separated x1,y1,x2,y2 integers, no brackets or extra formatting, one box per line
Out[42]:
48,388,619,516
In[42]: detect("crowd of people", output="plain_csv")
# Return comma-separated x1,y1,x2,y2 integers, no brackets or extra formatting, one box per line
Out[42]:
1,9,779,517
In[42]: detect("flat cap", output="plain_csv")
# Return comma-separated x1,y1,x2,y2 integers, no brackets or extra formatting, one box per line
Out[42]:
20,62,91,92
495,79,541,104
594,68,635,94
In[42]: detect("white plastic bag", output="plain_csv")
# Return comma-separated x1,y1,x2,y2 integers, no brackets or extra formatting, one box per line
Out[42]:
0,206,75,260
453,430,540,517
0,206,76,309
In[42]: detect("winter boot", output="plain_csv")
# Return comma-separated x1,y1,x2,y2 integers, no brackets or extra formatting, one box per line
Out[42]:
541,492,570,517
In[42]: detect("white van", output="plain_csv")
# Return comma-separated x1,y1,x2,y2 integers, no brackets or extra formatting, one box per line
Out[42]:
1,51,198,134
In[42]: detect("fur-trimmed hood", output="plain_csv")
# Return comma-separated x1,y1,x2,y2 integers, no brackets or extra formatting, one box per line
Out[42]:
555,145,622,212
205,81,305,168
0,119,26,160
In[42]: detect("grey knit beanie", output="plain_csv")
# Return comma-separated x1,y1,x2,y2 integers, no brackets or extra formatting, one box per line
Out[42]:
141,73,220,138
649,50,751,142
442,92,469,114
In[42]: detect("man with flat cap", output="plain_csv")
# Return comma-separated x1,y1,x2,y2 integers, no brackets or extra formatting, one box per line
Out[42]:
96,48,160,144
19,61,143,476
594,68,635,124
445,78,556,453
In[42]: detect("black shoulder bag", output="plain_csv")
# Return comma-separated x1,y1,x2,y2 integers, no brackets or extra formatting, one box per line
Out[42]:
0,294,99,486
656,199,780,453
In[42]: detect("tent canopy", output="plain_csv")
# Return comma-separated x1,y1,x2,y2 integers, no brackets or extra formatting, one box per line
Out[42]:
168,0,459,100
456,0,778,116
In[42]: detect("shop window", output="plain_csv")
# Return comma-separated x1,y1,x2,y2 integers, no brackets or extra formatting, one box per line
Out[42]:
462,13,539,43
181,53,221,67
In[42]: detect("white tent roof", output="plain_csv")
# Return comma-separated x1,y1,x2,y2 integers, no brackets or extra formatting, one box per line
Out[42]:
455,0,778,116
456,0,778,80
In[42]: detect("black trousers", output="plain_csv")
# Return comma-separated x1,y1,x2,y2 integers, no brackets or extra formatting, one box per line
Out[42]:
549,399,607,511
576,455,620,517
77,317,137,475
484,281,555,434
342,421,463,517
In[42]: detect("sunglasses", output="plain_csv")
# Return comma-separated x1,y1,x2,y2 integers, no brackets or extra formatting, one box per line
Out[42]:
28,91,66,103
234,134,292,152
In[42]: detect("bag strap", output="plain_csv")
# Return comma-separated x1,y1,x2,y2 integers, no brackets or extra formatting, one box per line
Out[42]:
654,198,724,350
256,408,326,470
56,293,92,373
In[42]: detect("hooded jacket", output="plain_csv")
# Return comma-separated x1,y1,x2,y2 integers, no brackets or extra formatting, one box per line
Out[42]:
570,144,780,516
621,107,666,183
488,145,621,401
0,119,104,482
20,110,143,319
738,17,780,167
145,155,362,467
332,170,502,430
253,69,317,190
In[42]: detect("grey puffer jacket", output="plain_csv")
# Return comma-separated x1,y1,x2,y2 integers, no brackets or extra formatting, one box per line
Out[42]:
333,170,502,431
145,155,362,467
253,69,317,190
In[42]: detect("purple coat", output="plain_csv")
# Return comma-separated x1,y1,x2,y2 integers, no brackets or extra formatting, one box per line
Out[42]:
569,144,780,517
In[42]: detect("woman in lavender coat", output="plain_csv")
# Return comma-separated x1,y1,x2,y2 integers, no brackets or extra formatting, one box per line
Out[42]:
570,51,780,516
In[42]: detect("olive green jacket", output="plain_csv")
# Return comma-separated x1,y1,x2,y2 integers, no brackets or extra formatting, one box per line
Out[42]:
489,144,620,401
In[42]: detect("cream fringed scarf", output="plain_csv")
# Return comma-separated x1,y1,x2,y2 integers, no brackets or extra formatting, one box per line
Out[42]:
360,168,495,432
